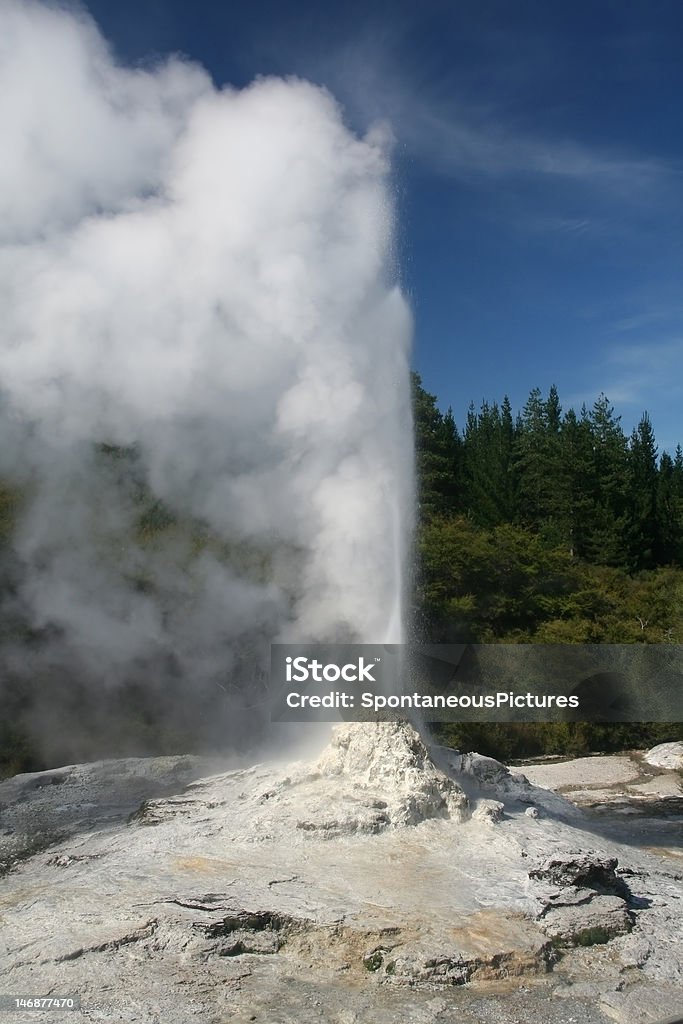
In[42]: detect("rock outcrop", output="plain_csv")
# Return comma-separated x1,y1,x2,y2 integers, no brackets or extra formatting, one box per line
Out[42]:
644,742,683,772
529,853,634,947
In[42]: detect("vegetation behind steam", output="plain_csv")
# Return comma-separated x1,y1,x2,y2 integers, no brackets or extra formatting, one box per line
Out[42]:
2,380,683,775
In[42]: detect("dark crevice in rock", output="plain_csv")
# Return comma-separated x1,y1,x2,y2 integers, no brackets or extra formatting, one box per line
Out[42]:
203,910,291,936
529,855,632,900
194,909,304,958
55,919,158,962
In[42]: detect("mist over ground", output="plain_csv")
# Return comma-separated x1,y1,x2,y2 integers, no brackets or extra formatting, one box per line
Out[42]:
0,0,413,767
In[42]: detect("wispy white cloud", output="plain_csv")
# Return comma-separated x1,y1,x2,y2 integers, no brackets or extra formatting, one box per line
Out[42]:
322,40,676,198
555,218,593,234
601,338,683,404
612,307,683,333
393,95,672,193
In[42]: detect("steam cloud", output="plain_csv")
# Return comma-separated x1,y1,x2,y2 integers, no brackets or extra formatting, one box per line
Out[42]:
0,1,413,757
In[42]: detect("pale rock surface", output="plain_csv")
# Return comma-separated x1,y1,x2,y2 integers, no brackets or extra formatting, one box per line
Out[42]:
0,722,681,1024
517,756,643,789
514,750,683,818
472,799,505,824
644,742,683,772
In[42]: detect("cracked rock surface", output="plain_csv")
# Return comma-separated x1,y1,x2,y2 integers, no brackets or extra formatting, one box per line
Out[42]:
0,722,681,1024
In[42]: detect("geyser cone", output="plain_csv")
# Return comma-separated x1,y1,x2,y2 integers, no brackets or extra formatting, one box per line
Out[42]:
256,721,469,836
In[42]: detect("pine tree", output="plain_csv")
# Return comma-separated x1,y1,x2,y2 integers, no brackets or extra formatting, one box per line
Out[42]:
462,399,516,526
584,395,630,566
441,406,461,512
411,373,461,519
513,385,568,545
561,407,595,558
627,413,660,570
499,395,517,521
673,446,683,523
514,387,546,527
656,452,682,565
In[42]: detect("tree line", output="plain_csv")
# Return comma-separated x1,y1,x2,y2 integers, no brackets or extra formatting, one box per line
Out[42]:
412,374,683,757
414,375,683,571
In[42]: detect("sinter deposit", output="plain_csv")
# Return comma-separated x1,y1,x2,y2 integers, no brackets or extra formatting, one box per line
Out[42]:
644,743,683,772
1,722,682,1024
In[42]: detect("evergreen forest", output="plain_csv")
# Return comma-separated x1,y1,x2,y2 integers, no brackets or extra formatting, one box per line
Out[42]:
412,373,683,758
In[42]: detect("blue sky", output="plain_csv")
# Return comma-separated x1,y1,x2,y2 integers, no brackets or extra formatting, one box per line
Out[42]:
83,0,683,452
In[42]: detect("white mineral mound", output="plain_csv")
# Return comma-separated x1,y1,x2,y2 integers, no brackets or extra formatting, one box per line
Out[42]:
644,741,683,771
285,720,469,832
0,722,681,1024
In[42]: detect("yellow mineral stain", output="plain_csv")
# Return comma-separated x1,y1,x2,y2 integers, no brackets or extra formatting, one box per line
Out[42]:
173,856,236,874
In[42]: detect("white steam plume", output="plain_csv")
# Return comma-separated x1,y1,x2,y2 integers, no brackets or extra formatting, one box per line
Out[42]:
0,0,413,752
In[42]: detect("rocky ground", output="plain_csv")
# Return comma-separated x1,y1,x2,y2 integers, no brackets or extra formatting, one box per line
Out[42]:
513,746,683,863
0,727,681,1024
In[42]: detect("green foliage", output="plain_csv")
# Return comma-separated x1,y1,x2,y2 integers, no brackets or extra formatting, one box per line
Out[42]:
513,386,567,539
411,372,460,519
136,499,177,539
462,396,516,527
0,722,41,781
412,379,683,759
363,950,385,972
626,413,660,570
417,516,580,642
0,482,24,553
412,377,683,572
432,721,683,761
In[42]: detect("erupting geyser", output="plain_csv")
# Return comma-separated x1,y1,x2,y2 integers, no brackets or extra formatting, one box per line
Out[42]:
0,0,413,753
2,14,683,1024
